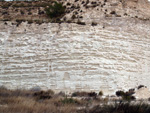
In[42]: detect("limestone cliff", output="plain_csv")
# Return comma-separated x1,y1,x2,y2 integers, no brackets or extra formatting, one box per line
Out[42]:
0,0,150,95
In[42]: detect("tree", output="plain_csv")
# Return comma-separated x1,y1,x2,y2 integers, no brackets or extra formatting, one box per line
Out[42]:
45,1,65,18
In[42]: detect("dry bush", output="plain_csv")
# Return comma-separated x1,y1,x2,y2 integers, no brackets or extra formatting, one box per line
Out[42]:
89,102,150,113
72,91,89,97
0,96,76,113
33,90,54,100
0,87,77,113
1,87,150,113
0,87,33,98
72,91,97,98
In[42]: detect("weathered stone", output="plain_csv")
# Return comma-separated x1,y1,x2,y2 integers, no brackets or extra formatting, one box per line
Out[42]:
0,19,149,95
0,0,150,95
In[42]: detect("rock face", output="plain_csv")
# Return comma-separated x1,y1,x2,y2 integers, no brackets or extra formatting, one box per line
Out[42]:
0,20,150,95
134,87,150,99
0,0,150,95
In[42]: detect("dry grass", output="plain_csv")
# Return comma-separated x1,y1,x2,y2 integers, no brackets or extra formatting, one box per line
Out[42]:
0,97,77,113
1,87,150,113
0,87,86,113
0,87,111,113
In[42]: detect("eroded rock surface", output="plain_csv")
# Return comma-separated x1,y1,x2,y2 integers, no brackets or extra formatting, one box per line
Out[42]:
0,0,150,95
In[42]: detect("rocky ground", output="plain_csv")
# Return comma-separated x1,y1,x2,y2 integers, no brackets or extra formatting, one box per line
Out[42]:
0,0,150,22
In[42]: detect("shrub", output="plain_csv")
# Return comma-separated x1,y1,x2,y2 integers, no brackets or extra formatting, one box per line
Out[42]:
16,19,25,26
91,22,97,26
116,90,125,97
116,90,136,101
1,3,11,8
88,92,97,98
72,91,89,97
122,95,136,101
72,91,97,98
71,14,76,19
20,10,24,15
138,85,146,89
45,1,65,18
33,90,54,100
110,11,116,15
89,103,150,113
60,97,79,104
99,91,103,96
77,20,86,25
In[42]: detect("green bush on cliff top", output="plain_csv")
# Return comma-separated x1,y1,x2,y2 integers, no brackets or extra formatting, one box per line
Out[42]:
45,1,65,18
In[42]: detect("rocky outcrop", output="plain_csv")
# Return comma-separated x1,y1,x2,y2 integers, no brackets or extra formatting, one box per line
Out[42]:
0,19,150,95
0,0,150,23
0,0,150,95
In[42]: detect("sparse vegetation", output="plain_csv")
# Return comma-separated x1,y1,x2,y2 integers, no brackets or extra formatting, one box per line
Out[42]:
61,97,79,105
138,85,146,89
72,91,97,98
0,87,77,113
77,20,86,25
71,14,76,19
33,90,54,100
1,87,150,113
89,102,150,113
1,2,11,8
110,11,116,15
116,89,136,101
91,21,97,26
